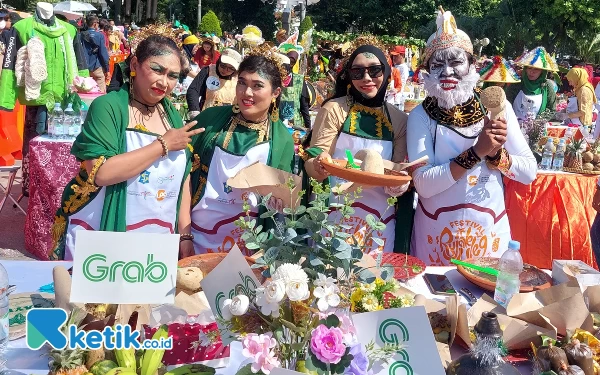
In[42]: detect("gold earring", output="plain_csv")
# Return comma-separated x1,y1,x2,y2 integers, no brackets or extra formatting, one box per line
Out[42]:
346,84,351,97
130,71,136,77
270,99,279,122
232,104,240,114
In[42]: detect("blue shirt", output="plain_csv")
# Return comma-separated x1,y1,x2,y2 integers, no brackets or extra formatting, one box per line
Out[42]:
81,29,109,72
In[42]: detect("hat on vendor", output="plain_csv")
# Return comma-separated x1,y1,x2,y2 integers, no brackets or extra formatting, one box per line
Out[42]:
389,45,406,56
220,48,242,70
479,56,521,83
422,6,473,66
183,34,200,45
514,46,559,72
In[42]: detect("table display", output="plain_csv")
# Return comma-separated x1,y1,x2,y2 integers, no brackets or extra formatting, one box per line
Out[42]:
504,171,598,270
24,136,80,260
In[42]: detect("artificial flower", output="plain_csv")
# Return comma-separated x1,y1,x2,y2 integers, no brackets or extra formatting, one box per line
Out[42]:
263,279,286,303
337,313,358,344
252,350,281,375
361,293,380,312
242,333,277,359
286,279,310,301
230,295,250,316
313,285,341,312
272,263,309,285
310,324,347,364
255,287,281,317
359,283,376,293
375,278,385,287
221,299,233,320
399,295,415,307
315,273,338,290
345,343,373,375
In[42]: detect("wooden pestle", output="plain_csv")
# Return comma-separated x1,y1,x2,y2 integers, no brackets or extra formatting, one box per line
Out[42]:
480,86,506,120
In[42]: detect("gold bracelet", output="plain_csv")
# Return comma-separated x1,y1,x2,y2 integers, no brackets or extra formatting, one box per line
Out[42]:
156,135,168,158
180,233,194,242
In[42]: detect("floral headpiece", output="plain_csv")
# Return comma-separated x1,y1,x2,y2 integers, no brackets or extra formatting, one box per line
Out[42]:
127,24,185,53
422,6,473,66
514,46,558,72
245,43,289,84
479,56,521,83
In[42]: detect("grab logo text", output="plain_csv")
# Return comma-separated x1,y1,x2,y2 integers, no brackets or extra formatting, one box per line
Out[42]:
26,308,172,350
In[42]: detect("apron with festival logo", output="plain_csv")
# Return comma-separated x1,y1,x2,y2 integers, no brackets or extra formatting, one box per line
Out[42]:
191,142,270,255
513,91,543,120
329,105,395,254
202,65,237,110
411,119,511,266
63,129,187,260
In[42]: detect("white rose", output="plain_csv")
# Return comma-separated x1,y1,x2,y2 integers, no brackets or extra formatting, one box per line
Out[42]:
264,280,286,304
272,264,309,285
230,295,250,316
221,299,233,320
286,280,310,301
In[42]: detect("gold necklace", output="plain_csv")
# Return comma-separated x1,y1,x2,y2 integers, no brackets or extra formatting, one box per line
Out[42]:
222,115,269,149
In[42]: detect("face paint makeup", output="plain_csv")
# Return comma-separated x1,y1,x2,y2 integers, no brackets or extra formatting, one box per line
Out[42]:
362,52,376,59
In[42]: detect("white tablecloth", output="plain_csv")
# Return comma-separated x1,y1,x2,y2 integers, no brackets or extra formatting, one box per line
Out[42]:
0,260,532,374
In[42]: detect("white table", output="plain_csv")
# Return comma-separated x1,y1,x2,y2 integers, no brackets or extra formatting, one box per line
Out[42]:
0,260,531,374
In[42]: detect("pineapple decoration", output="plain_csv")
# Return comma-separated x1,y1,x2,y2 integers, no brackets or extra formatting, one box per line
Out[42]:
49,348,89,375
565,137,585,170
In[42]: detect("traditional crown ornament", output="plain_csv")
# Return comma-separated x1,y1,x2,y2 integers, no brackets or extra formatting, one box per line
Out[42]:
514,46,559,72
479,56,521,83
245,43,289,84
128,24,186,53
422,6,473,66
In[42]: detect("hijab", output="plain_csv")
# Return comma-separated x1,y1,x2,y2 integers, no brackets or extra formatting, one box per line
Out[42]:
567,67,598,104
182,34,199,60
330,45,391,107
522,67,550,114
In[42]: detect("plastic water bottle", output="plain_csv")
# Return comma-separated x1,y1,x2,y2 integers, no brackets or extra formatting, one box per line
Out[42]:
494,240,524,308
552,138,566,171
64,103,76,140
540,138,554,170
52,103,64,139
0,263,9,370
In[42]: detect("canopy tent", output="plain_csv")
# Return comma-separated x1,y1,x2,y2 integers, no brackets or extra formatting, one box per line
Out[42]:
53,1,97,12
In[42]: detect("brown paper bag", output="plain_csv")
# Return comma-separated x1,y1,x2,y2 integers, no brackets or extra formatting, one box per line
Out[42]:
584,285,600,313
227,162,302,209
174,290,211,315
437,341,452,369
506,280,593,335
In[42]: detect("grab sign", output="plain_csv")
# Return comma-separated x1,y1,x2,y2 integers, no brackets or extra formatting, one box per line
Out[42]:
70,231,179,304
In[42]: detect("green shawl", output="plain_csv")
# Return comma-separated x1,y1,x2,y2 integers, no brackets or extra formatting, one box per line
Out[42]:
51,85,190,260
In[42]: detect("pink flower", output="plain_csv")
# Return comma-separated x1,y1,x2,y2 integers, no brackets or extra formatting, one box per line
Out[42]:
242,333,277,359
310,324,347,364
317,312,357,345
252,350,281,374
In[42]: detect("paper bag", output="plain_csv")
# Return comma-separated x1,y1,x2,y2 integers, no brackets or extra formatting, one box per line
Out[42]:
436,342,452,369
458,294,556,350
227,162,302,209
584,285,600,313
506,280,594,335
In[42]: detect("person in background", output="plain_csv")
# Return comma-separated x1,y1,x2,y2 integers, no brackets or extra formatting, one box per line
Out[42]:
279,45,311,129
181,34,200,88
51,35,205,261
479,56,521,91
557,68,597,130
99,19,110,50
186,48,242,118
390,45,409,85
194,38,220,69
592,180,600,268
276,29,287,45
122,21,130,39
81,15,110,93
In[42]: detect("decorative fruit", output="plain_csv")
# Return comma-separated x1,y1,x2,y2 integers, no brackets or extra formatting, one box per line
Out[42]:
583,163,594,171
85,347,105,370
89,359,119,375
566,138,586,169
594,154,600,164
583,151,594,163
114,345,136,370
140,325,169,375
176,267,204,293
49,348,89,375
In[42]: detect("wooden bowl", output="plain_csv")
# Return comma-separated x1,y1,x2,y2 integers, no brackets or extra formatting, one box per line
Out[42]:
321,159,412,187
178,253,265,282
455,257,552,293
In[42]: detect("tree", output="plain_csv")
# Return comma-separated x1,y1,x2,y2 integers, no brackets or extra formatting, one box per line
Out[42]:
299,16,313,42
199,10,223,36
225,0,276,40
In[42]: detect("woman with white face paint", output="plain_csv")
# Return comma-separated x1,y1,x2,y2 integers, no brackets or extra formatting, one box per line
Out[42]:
407,8,537,266
304,44,413,254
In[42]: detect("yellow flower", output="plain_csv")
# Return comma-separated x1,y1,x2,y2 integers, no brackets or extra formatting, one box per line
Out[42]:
351,290,364,303
360,283,376,292
375,305,384,311
375,278,385,287
399,295,415,307
361,293,379,312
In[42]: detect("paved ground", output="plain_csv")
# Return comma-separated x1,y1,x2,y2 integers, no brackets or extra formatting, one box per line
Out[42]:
0,162,36,260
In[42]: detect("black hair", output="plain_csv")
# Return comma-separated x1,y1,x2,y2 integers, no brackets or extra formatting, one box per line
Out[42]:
98,19,110,32
124,34,188,78
237,55,283,106
85,15,98,27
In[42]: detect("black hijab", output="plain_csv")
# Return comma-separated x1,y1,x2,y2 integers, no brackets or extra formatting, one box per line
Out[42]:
330,45,391,107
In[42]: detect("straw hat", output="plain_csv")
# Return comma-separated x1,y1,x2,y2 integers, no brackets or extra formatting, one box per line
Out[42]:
422,6,473,66
479,56,521,83
514,46,558,72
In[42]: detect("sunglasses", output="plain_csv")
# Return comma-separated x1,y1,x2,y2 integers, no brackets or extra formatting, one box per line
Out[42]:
220,63,236,72
348,65,385,80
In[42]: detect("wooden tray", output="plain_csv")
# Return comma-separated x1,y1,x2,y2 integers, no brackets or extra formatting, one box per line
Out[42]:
321,159,412,187
456,257,552,293
381,253,426,280
562,167,600,175
179,253,265,282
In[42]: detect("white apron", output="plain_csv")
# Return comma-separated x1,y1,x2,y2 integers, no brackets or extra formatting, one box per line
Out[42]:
330,132,395,254
191,143,270,255
567,96,598,137
411,121,511,266
513,91,543,120
64,130,188,260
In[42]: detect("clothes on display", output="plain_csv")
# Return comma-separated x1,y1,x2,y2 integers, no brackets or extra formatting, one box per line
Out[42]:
407,7,537,266
189,106,295,255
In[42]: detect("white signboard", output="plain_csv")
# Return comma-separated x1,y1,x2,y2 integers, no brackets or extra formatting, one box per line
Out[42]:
352,306,445,375
200,246,261,344
70,231,179,304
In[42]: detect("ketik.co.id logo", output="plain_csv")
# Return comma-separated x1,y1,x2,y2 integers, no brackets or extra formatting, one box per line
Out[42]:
26,308,172,350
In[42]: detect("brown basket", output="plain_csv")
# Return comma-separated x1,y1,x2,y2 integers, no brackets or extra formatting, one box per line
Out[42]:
562,167,600,175
321,159,412,187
